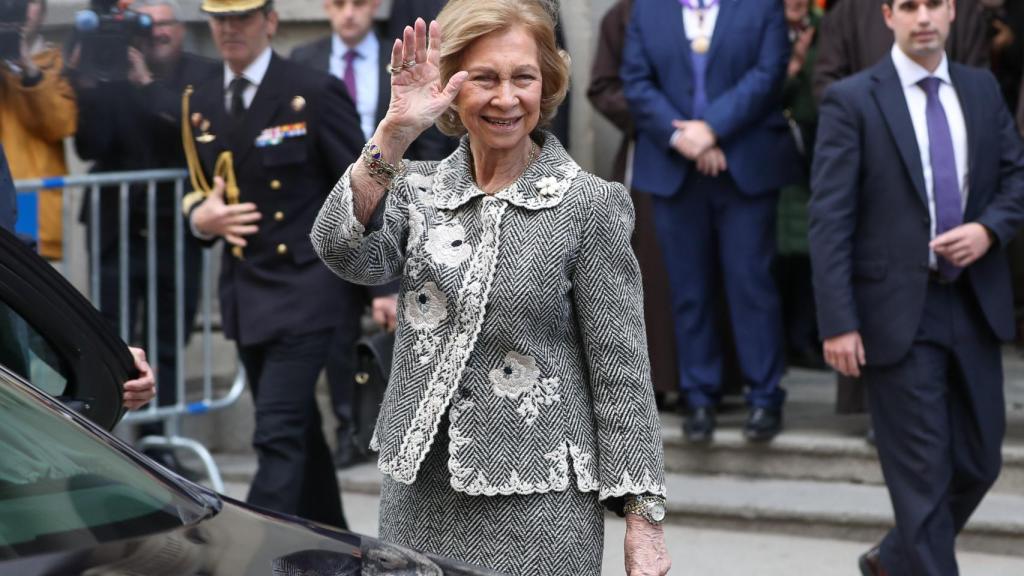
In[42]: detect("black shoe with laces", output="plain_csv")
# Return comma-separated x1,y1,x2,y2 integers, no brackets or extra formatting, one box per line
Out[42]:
743,407,783,442
683,406,716,444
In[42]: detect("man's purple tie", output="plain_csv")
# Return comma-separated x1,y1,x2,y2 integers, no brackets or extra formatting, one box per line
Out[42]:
343,50,358,106
919,76,963,281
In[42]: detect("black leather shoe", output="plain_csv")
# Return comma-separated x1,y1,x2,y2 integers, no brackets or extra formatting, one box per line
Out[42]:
334,429,365,470
683,407,715,443
858,546,887,576
743,407,783,442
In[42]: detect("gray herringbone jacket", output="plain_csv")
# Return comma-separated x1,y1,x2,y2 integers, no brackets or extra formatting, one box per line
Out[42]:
311,133,666,502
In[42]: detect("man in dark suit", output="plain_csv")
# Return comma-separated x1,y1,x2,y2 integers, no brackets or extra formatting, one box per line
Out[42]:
71,0,218,474
810,1,1024,573
184,0,363,529
623,0,801,442
290,0,441,468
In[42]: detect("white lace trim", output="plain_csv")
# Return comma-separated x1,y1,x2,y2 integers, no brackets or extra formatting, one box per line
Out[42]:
379,197,507,484
446,421,602,496
598,469,667,500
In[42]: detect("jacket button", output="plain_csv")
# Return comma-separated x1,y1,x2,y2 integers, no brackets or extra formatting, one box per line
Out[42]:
270,179,282,190
277,243,288,255
459,386,472,399
274,211,284,222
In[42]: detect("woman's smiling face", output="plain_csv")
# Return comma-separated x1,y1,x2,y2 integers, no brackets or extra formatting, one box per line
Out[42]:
454,25,543,152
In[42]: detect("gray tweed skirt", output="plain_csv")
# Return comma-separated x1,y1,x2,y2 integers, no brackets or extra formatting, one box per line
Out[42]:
378,418,605,576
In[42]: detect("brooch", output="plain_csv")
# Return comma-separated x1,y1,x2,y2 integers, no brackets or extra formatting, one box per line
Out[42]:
535,176,560,197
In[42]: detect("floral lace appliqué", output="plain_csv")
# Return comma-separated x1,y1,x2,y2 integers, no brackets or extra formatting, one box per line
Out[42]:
489,352,562,425
404,282,447,331
408,203,426,247
424,223,472,267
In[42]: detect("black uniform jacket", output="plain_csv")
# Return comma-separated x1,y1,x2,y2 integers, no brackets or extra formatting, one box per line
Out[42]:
187,52,364,346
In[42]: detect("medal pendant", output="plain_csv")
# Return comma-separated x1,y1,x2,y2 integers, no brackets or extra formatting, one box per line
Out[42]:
691,36,710,54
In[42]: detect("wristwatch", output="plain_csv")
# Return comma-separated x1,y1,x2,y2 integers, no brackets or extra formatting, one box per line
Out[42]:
623,494,667,525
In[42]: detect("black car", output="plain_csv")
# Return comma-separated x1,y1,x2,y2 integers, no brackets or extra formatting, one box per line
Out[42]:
0,228,499,575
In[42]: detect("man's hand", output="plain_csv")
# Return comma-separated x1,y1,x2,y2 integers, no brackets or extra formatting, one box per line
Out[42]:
695,146,727,177
371,295,399,332
127,47,154,86
930,223,993,268
191,176,261,246
624,514,671,576
671,119,717,160
123,347,156,410
823,331,866,378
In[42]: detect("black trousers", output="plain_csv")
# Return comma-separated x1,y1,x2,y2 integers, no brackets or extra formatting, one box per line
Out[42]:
866,279,1005,576
238,328,346,530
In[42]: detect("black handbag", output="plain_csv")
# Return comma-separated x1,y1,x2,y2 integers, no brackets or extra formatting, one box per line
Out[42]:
351,329,395,458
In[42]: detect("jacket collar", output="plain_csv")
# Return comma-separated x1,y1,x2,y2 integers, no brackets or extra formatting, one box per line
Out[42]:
432,131,581,211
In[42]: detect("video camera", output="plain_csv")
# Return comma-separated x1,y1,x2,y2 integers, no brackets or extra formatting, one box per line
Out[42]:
74,0,153,82
0,0,28,62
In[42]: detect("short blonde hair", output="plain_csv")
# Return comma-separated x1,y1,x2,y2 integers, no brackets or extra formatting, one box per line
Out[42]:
435,0,570,137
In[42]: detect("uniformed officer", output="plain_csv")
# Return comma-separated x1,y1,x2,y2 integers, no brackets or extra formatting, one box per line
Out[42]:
183,0,363,529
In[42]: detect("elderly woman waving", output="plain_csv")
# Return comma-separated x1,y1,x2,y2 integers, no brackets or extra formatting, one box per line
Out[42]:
311,1,669,574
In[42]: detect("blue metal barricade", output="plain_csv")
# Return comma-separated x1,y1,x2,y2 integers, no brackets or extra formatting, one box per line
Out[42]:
14,169,244,492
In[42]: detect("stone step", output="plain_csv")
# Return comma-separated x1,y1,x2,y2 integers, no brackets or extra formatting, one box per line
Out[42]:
209,454,1024,558
659,413,1024,496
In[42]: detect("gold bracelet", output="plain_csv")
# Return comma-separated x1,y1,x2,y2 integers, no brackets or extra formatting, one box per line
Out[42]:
361,141,403,186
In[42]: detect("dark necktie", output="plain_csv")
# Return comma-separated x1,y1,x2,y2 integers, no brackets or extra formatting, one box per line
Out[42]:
919,76,962,281
229,76,250,119
343,50,358,106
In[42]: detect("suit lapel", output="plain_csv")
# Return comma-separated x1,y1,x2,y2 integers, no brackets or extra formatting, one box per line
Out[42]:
376,41,390,126
656,0,692,77
230,52,287,167
871,57,928,209
194,73,230,169
950,64,982,219
317,37,331,74
705,0,737,66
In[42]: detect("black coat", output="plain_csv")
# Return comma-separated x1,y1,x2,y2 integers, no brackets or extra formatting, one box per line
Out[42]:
74,52,220,252
290,31,452,161
186,53,364,346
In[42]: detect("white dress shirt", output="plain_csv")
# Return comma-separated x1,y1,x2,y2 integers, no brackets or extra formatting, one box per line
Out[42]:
681,3,719,44
223,46,273,112
331,32,380,141
890,44,969,268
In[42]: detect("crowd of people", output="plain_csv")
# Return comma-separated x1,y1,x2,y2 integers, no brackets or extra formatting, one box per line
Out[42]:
3,0,1024,574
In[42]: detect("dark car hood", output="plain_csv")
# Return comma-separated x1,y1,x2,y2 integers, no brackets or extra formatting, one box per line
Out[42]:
1,495,501,575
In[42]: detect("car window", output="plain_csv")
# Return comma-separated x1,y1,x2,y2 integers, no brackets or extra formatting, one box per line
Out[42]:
0,301,69,397
0,375,207,556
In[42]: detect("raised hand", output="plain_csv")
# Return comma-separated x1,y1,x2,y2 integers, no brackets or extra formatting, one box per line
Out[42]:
382,18,468,146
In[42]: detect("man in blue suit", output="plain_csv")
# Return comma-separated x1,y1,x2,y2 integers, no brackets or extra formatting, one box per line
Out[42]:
810,1,1024,574
623,0,800,442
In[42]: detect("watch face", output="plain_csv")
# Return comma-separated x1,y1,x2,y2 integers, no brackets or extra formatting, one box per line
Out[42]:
649,503,666,523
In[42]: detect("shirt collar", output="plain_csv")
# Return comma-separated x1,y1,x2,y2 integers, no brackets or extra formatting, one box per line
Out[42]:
431,132,581,211
890,43,951,89
223,46,273,90
332,30,379,60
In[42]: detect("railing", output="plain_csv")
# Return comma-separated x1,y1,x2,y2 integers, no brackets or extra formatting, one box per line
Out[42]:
14,168,244,492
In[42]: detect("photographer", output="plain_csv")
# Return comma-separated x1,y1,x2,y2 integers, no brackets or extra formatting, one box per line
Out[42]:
0,0,75,260
70,0,217,474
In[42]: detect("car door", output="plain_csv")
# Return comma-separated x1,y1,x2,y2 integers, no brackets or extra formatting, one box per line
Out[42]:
0,226,133,430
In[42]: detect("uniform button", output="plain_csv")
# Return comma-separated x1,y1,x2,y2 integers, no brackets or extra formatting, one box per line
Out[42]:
270,179,282,190
274,211,284,222
277,243,288,255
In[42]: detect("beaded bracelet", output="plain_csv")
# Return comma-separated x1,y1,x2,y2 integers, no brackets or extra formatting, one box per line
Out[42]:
360,141,403,186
